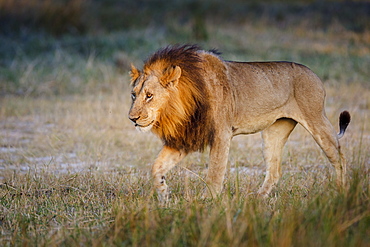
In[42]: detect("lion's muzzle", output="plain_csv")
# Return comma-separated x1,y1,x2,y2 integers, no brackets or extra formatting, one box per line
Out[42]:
129,116,140,124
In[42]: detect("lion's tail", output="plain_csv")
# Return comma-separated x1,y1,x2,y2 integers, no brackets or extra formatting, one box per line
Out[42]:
338,111,351,139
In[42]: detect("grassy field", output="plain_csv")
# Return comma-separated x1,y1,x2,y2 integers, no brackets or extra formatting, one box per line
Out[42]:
1,1,370,246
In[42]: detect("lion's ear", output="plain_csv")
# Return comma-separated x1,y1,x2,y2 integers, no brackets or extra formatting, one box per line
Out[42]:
160,66,181,87
130,64,140,85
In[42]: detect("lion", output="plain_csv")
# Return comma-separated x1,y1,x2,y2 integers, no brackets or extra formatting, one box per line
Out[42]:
128,44,351,200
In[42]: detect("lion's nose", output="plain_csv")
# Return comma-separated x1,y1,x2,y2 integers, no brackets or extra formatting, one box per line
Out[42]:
129,116,140,123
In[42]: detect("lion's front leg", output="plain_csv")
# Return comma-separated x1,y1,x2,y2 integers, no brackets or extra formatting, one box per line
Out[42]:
257,118,297,197
205,133,232,198
152,146,185,202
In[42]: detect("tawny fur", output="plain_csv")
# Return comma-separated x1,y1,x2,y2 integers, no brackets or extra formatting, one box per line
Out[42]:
128,44,351,200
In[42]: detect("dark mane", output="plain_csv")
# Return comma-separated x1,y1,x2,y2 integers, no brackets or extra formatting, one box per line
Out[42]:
145,44,203,76
144,44,215,153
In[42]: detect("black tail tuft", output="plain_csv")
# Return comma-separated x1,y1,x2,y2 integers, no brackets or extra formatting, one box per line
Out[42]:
338,111,351,139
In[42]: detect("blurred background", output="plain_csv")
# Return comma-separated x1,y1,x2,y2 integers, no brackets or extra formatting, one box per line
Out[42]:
0,0,369,96
0,4,369,243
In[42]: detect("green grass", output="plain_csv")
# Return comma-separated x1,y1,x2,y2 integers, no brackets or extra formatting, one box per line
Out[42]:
0,163,369,246
1,1,370,96
1,1,370,245
1,24,369,96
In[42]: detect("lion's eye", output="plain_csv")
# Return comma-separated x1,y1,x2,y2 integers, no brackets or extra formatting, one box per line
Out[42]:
131,93,136,100
146,93,153,100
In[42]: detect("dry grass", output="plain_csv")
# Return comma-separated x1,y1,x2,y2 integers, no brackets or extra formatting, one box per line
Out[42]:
0,86,370,246
0,21,369,246
0,86,369,245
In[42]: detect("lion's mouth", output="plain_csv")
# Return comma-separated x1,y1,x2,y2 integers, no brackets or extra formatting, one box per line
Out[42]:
135,120,155,132
135,120,155,128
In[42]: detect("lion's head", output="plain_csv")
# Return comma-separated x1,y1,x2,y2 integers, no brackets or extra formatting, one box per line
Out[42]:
128,45,215,153
128,64,182,132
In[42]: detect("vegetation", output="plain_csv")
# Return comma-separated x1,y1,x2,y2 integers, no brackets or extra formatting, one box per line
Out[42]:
0,0,369,246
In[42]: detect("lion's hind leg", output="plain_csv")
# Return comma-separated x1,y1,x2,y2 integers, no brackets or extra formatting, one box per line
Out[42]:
299,114,347,191
258,118,297,197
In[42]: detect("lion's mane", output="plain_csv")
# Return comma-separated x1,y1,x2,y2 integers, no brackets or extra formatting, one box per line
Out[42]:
144,45,215,153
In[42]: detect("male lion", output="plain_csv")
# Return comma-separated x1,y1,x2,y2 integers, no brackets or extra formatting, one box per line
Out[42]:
128,44,350,200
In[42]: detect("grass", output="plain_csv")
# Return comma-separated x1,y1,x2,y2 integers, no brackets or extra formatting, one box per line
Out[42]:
1,2,370,245
0,152,369,246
